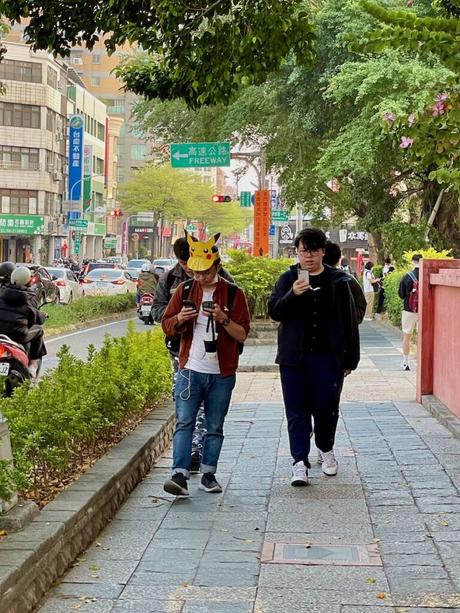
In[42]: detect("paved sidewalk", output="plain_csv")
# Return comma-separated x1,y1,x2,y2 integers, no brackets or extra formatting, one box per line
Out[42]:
38,321,460,613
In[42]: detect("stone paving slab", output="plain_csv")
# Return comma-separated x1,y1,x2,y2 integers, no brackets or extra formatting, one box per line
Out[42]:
36,321,460,612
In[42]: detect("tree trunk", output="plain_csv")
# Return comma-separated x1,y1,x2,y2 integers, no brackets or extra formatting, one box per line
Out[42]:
368,230,385,263
421,183,460,256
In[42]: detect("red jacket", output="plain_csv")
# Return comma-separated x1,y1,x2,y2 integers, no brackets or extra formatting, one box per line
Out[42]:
162,277,250,377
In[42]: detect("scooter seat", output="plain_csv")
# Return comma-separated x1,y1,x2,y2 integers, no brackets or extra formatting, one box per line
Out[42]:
0,334,26,352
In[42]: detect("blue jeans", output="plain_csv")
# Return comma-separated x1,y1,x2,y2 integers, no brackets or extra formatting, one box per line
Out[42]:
173,369,236,477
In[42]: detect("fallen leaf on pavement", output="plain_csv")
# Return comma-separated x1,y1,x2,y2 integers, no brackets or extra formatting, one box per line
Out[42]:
376,592,386,599
366,577,376,584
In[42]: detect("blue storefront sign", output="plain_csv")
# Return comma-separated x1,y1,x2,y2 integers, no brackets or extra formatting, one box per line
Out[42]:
68,115,84,202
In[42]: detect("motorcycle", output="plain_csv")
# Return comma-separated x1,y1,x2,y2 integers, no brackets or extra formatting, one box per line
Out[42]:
138,293,155,325
0,326,43,397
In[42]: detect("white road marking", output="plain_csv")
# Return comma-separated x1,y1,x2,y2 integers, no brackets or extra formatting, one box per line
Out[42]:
45,317,138,344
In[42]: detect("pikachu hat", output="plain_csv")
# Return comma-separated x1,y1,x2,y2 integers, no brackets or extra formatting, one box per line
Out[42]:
186,231,221,272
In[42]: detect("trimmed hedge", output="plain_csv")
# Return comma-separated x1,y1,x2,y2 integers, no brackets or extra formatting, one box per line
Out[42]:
227,250,294,318
44,294,136,332
0,324,171,502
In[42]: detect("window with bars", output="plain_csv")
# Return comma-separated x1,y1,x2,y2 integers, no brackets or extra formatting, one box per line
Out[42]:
0,146,40,170
0,189,38,215
47,66,58,89
0,59,42,83
0,103,41,128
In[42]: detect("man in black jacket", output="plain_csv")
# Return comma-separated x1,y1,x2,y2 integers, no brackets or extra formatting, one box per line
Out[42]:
153,237,234,472
268,228,361,486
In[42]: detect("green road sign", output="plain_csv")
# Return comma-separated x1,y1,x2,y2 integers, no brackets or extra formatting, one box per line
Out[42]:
68,219,89,229
272,210,289,222
240,191,252,207
171,142,231,168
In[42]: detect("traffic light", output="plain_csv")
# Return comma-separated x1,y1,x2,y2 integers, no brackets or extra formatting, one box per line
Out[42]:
211,195,232,203
110,208,123,217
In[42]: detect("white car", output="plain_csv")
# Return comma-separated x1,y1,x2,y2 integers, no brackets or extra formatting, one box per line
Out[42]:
46,267,84,304
81,268,137,296
152,258,176,276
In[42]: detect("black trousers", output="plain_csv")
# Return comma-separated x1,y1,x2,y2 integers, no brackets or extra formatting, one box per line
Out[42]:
280,353,344,465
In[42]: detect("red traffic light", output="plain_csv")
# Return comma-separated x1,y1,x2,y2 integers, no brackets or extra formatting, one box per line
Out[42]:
211,195,232,203
110,208,122,217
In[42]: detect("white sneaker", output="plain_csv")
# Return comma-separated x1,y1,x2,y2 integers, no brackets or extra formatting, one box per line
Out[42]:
319,450,338,476
291,461,309,486
402,360,411,371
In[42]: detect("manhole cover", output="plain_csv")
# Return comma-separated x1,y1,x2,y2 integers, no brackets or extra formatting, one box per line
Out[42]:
261,542,382,566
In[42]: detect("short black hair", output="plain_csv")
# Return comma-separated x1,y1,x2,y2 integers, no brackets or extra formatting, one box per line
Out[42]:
412,254,422,262
173,237,190,261
364,260,374,270
385,257,391,264
323,241,342,267
294,228,327,251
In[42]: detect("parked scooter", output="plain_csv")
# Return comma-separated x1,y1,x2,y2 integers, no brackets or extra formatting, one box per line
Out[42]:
138,293,155,325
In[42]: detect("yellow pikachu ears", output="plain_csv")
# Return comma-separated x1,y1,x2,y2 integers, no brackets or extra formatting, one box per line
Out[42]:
185,231,221,272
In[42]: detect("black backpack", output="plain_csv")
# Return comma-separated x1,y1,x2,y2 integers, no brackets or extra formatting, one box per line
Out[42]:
165,279,243,355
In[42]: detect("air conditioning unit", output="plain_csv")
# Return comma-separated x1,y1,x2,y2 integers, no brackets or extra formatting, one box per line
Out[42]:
53,171,62,182
63,163,69,176
72,57,83,65
55,130,64,142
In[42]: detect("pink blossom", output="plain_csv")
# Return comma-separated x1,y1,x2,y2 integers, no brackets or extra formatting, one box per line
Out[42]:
432,102,445,117
435,92,448,102
384,112,395,125
408,113,416,127
400,136,414,149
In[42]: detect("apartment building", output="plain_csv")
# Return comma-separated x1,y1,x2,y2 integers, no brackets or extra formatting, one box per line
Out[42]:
0,41,68,263
68,39,150,185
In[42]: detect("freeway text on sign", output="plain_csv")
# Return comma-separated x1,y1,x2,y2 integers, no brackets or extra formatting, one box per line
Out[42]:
170,142,231,168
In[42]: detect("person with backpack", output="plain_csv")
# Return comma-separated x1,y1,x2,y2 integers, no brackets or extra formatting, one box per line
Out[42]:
161,232,250,497
398,254,422,371
153,236,235,477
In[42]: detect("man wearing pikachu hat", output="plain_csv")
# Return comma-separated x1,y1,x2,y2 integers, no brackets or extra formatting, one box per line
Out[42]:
162,233,250,496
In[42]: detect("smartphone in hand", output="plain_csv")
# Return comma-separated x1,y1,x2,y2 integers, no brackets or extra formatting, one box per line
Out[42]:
202,300,215,312
298,269,310,284
183,299,197,311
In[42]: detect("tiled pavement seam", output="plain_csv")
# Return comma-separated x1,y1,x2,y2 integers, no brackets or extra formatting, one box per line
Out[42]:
36,321,460,612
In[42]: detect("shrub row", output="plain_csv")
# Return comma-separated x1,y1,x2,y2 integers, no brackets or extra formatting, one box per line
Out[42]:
0,324,171,502
44,294,136,333
227,250,294,318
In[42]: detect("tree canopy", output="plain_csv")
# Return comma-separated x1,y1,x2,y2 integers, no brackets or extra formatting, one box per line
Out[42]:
0,0,314,107
118,164,251,238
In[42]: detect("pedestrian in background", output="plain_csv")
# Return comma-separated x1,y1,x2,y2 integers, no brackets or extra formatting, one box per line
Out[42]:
362,261,381,321
162,233,250,497
323,241,366,323
376,257,393,315
398,254,422,371
268,228,361,486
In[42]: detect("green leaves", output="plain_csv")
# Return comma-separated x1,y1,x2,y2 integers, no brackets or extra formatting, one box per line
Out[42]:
0,325,171,502
3,0,315,107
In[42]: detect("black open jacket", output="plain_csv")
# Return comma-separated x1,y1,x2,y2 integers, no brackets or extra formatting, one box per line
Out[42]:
0,284,45,343
268,264,361,371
